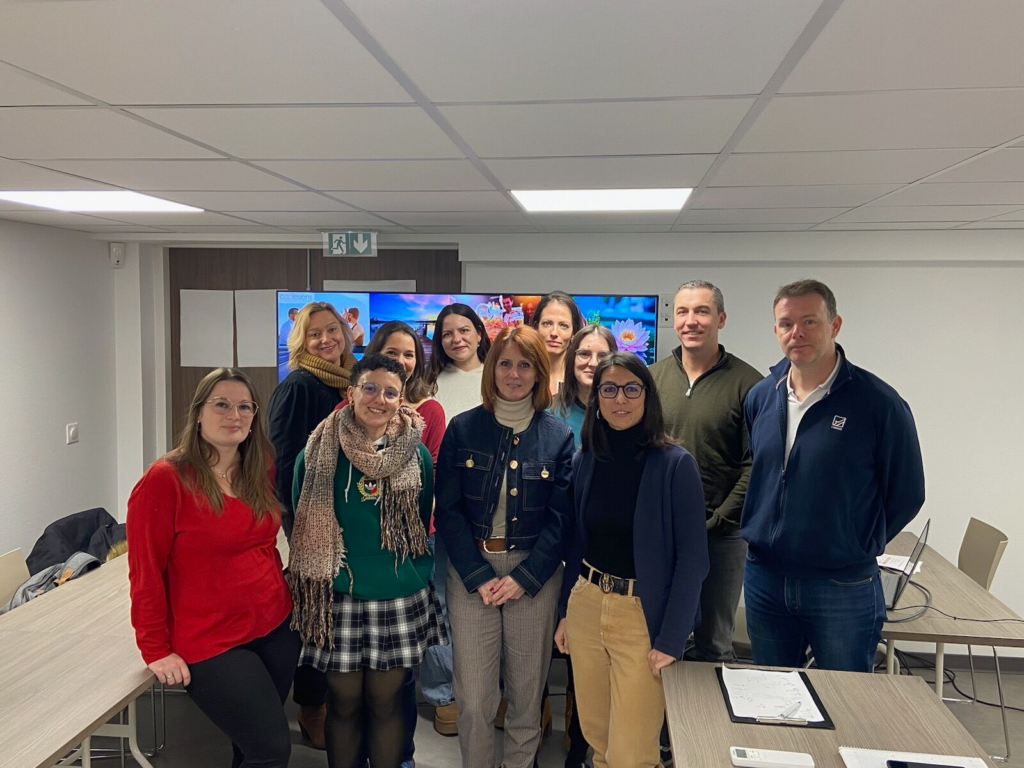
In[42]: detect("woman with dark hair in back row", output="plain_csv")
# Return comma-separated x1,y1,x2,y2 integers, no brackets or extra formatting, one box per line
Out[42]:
555,352,709,768
531,290,585,396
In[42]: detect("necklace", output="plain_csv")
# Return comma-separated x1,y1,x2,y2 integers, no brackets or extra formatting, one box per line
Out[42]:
213,461,238,480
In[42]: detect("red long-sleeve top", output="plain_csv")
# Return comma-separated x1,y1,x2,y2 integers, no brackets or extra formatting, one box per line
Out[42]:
127,460,292,665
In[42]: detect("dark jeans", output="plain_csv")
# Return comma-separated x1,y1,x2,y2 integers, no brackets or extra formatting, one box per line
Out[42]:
685,524,748,662
743,556,886,672
187,617,301,768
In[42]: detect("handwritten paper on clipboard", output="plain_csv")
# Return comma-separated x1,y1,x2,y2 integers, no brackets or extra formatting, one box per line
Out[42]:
721,666,825,722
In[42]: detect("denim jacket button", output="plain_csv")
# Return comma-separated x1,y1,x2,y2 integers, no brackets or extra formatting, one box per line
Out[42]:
509,488,518,497
513,437,519,445
509,459,518,469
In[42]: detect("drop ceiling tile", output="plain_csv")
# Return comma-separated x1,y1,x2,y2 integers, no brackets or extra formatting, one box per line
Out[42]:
69,225,172,233
828,205,1022,223
0,108,216,159
440,99,753,157
0,0,410,105
0,66,88,106
713,150,977,186
384,211,531,226
33,160,301,191
253,160,492,191
695,185,899,209
813,221,967,230
131,107,462,160
154,191,355,212
870,182,1024,207
148,225,296,234
487,155,715,190
678,208,849,225
959,221,1024,229
985,209,1024,222
347,0,820,100
86,211,258,226
738,91,1024,152
0,159,120,193
781,0,1024,93
404,226,539,234
240,211,394,227
933,148,1024,183
334,191,515,212
671,223,814,232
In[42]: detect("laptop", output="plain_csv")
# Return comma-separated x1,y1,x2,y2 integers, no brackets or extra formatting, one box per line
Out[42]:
880,519,930,609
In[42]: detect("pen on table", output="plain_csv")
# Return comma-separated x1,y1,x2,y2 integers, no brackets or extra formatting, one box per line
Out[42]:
779,702,801,719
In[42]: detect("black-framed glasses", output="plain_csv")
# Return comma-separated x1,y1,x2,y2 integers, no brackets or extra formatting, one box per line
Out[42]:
354,382,402,403
206,397,258,417
575,349,611,363
597,382,645,400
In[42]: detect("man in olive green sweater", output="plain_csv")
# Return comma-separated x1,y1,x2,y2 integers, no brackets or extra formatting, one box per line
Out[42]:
649,280,763,662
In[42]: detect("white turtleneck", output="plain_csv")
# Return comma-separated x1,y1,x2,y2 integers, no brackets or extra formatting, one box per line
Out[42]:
490,395,535,538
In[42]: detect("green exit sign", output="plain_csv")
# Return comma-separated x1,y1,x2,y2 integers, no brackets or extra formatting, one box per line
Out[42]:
322,231,378,257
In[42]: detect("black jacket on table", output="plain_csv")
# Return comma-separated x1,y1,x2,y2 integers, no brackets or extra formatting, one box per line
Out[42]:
267,369,341,539
434,404,574,597
559,445,710,659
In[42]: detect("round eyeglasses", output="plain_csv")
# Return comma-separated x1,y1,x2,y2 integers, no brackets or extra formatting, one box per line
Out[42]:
354,382,402,403
597,382,645,400
575,350,611,363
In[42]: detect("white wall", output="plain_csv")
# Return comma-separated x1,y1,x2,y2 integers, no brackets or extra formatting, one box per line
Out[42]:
462,231,1024,642
0,220,118,559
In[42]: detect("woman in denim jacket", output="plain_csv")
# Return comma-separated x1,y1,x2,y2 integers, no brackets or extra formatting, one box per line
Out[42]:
435,325,574,768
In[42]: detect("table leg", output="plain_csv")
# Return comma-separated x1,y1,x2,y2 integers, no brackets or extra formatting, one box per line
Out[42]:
886,641,895,674
127,699,156,768
934,642,945,697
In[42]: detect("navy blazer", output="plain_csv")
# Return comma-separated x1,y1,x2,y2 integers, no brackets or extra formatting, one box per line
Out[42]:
435,405,574,597
560,444,709,659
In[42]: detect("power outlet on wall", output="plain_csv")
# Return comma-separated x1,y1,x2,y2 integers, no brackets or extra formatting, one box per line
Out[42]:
66,422,79,445
659,293,675,327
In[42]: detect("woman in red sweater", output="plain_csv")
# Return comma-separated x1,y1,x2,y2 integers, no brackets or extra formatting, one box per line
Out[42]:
128,368,298,768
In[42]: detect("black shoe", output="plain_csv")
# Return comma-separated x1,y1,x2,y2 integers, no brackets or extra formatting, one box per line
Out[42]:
660,743,673,766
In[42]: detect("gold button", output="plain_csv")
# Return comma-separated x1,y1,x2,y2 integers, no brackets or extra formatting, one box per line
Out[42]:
512,517,518,523
465,457,474,468
509,488,518,497
540,467,549,479
513,437,519,445
509,460,519,469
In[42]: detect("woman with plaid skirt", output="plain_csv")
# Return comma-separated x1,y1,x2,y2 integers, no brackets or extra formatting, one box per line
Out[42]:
288,353,448,768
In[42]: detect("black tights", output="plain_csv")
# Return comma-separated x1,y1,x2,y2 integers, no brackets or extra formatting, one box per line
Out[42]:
325,667,407,768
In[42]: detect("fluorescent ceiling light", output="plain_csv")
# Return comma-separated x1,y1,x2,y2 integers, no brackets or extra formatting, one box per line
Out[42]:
511,188,692,212
0,190,203,212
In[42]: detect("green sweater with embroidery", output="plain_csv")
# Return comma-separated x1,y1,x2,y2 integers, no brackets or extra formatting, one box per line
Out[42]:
293,443,434,600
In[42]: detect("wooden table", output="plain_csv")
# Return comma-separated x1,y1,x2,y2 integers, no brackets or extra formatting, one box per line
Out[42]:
882,532,1024,696
664,661,996,768
0,556,156,768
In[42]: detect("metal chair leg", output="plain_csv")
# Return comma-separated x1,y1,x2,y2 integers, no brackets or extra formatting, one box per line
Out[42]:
942,644,977,705
991,648,1010,762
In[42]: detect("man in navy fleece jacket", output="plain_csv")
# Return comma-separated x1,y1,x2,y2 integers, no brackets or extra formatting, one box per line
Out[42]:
741,279,924,672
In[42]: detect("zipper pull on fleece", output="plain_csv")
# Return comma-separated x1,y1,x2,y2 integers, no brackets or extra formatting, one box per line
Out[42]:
686,387,692,397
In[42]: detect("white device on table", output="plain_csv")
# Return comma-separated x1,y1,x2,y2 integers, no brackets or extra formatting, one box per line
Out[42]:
731,746,815,768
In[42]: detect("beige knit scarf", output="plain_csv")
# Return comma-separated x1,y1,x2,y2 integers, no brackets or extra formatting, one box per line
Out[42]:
287,404,427,649
296,351,356,393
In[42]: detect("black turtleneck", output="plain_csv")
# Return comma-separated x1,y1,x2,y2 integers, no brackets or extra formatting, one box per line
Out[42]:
583,421,648,579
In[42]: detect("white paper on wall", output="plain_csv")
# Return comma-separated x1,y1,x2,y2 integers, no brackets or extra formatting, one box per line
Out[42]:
234,289,278,367
324,279,417,292
180,289,235,367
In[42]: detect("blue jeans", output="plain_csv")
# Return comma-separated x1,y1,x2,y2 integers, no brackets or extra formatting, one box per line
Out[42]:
743,556,886,672
419,534,455,707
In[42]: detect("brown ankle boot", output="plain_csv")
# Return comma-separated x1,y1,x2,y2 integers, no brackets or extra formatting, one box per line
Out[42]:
541,694,552,739
564,691,575,752
297,704,326,750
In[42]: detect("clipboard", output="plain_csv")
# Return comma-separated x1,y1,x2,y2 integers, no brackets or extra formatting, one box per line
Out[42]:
715,666,835,730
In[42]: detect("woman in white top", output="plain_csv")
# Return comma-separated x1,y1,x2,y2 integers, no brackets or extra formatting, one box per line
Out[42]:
530,291,584,396
427,303,492,426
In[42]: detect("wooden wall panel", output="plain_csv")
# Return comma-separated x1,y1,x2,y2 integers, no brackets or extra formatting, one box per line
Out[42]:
168,247,459,443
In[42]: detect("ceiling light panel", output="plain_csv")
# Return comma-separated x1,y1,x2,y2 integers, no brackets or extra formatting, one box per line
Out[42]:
512,188,692,212
0,190,202,212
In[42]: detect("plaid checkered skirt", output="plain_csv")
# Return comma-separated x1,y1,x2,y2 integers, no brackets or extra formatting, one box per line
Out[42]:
299,585,449,673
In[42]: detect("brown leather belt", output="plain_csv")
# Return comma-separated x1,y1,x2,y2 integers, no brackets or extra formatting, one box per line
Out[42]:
583,560,637,596
476,538,508,553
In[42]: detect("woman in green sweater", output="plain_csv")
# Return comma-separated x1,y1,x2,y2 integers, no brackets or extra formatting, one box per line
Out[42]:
288,353,447,768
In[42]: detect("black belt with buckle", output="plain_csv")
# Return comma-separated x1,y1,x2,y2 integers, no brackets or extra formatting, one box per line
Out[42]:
583,561,636,596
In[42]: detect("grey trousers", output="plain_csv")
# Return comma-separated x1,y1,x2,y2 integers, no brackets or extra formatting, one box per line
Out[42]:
686,523,748,662
446,551,561,768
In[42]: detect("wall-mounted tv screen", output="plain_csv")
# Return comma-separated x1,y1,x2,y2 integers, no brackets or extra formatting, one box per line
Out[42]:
276,291,657,382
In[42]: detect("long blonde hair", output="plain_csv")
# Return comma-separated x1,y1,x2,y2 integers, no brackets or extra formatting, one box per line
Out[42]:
287,301,354,370
167,368,279,520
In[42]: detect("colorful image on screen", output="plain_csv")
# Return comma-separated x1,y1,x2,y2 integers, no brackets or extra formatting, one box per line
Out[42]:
277,291,657,382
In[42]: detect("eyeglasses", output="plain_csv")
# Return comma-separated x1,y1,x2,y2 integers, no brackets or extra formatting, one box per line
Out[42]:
575,350,611,363
206,397,258,417
354,382,402,403
597,382,646,400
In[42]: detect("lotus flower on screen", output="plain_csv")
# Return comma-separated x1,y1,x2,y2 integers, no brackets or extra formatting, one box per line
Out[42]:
612,319,650,355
